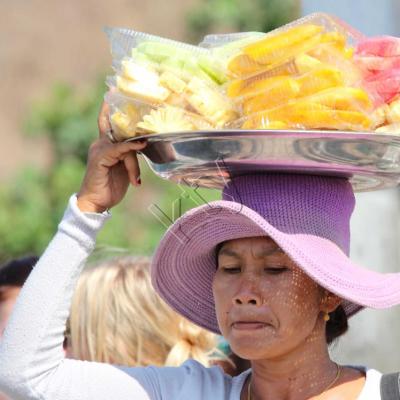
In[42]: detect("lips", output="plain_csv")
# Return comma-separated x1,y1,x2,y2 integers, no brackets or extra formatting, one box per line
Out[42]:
232,321,268,330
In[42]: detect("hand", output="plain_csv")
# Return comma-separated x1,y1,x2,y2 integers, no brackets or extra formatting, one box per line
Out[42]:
76,101,147,213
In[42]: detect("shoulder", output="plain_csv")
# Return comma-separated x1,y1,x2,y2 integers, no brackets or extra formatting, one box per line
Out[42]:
117,360,250,400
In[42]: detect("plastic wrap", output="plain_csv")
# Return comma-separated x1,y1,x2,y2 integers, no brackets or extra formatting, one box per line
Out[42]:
355,36,400,105
104,15,400,139
106,92,213,140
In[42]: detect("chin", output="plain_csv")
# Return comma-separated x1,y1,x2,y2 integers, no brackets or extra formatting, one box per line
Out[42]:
227,333,280,360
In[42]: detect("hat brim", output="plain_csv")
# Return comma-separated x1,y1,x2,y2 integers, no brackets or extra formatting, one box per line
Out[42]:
152,201,400,334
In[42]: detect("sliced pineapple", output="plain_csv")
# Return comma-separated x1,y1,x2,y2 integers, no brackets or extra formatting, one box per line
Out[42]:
137,106,200,134
159,71,187,94
110,103,141,140
186,77,238,127
116,76,170,104
387,99,400,124
121,59,159,84
375,123,400,134
371,104,389,128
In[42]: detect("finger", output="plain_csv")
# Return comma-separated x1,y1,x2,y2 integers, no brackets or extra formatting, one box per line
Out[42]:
98,101,112,138
123,151,141,186
100,141,147,168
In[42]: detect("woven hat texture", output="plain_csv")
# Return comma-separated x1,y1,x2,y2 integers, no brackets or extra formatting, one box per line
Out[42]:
152,173,400,333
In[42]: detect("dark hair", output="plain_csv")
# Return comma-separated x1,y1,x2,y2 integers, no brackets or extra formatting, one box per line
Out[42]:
0,256,38,288
325,305,348,344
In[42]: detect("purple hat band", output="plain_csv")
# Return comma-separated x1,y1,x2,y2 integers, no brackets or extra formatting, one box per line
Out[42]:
222,174,355,255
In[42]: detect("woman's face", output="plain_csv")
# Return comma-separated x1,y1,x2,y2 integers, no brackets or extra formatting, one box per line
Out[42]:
213,236,328,360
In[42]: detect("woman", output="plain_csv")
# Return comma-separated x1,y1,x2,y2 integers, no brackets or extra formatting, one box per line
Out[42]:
0,102,399,400
66,255,224,368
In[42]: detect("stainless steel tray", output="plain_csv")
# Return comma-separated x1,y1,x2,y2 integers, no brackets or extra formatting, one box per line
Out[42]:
127,130,400,192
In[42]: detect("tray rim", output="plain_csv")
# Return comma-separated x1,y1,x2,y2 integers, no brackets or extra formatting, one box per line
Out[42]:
124,129,400,144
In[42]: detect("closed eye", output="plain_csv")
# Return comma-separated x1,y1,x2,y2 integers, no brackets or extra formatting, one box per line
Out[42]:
221,266,241,274
264,267,288,275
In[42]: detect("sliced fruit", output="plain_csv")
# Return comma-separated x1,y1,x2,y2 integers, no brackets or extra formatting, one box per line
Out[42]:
371,104,389,128
186,77,238,126
387,99,400,123
136,41,191,63
136,106,197,133
198,55,228,84
164,93,191,109
228,74,295,98
243,24,323,63
243,101,372,131
356,36,400,57
364,71,400,103
354,55,400,72
159,71,187,94
227,53,263,77
121,59,159,84
375,123,400,134
294,54,322,74
110,104,141,140
116,76,170,103
305,87,372,111
247,31,324,65
241,78,301,114
297,67,344,96
182,57,215,84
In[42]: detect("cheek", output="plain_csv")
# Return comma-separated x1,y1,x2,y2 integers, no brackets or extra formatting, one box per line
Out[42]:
212,275,234,333
267,273,321,331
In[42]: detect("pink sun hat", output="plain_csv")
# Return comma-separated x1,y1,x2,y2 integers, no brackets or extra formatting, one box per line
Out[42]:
151,173,400,334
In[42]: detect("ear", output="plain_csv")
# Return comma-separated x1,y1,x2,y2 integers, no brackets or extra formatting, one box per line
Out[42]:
320,290,342,313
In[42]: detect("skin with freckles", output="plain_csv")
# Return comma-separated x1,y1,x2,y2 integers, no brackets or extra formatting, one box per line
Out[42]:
213,237,366,400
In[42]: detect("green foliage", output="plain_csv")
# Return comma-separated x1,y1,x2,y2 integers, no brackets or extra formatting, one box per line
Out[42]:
186,0,300,42
0,78,220,262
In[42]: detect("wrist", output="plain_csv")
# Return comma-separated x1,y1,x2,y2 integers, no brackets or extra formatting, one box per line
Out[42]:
76,196,107,214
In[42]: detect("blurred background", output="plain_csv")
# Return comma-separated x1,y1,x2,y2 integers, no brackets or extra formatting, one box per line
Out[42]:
1,0,399,371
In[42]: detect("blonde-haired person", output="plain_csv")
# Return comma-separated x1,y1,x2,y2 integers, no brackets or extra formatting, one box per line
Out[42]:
66,255,224,368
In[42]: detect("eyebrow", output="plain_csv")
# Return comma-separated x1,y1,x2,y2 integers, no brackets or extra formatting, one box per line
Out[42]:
218,246,284,258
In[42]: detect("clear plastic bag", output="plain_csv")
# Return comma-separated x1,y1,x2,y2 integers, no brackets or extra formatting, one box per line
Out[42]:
355,36,400,105
234,97,373,132
204,13,364,79
105,91,214,140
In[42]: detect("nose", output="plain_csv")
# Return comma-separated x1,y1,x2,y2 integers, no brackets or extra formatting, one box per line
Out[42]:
232,279,262,306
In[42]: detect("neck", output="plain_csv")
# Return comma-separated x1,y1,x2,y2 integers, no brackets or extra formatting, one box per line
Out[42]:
249,335,337,400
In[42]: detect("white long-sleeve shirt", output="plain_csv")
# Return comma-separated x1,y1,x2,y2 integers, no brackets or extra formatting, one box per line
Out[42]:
0,195,382,400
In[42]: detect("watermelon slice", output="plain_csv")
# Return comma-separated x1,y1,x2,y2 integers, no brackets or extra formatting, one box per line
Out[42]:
356,36,400,57
354,55,400,72
364,69,400,103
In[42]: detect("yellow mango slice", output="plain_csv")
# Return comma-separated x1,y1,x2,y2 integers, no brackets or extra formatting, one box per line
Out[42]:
242,78,301,114
243,24,323,63
294,54,322,74
244,102,372,131
228,60,298,94
305,87,372,111
227,54,263,77
297,67,344,96
228,74,295,98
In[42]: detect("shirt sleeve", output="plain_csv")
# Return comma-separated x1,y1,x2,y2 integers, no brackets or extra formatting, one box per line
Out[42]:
0,195,150,400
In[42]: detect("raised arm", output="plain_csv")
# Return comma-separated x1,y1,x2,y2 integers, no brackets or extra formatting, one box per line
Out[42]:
0,102,150,400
